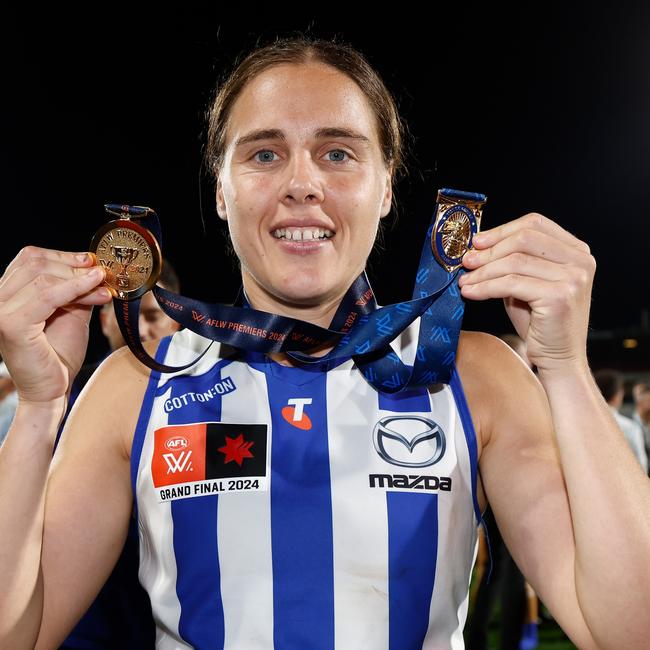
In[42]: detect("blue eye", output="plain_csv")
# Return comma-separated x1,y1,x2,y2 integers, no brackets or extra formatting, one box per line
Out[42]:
253,149,349,164
328,149,349,162
254,150,278,163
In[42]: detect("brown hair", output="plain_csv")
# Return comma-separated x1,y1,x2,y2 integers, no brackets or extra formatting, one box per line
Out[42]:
205,35,409,216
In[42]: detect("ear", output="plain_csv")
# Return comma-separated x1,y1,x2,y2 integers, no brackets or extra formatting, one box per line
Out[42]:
379,167,393,219
216,177,227,221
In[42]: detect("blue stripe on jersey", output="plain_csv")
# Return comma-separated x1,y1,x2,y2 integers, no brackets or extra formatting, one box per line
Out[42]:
450,365,482,523
378,384,432,413
168,363,231,649
387,492,439,649
379,387,438,650
171,497,223,649
265,363,335,649
131,335,172,521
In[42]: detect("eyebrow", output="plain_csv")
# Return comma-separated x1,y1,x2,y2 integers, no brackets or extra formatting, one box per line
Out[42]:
234,127,372,149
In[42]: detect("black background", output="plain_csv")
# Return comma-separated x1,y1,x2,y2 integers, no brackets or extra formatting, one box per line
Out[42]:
3,4,649,369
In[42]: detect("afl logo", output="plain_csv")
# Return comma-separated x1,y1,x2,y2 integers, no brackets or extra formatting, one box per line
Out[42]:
373,415,446,468
165,436,189,451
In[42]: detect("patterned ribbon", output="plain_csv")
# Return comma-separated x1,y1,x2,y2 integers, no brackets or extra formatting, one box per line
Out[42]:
111,188,485,392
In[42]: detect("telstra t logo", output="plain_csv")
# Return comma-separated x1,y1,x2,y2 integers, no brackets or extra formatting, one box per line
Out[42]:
282,398,313,430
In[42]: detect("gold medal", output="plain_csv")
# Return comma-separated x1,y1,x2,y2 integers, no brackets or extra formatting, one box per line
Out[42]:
89,211,162,300
431,190,486,272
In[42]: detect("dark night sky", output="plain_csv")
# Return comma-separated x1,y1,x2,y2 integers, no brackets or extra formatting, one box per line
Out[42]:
2,4,650,367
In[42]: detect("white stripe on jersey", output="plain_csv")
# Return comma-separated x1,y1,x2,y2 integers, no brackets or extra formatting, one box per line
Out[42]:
136,381,192,650
327,362,391,648
424,388,478,649
217,361,275,650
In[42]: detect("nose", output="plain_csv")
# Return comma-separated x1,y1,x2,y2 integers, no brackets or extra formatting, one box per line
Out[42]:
281,151,325,205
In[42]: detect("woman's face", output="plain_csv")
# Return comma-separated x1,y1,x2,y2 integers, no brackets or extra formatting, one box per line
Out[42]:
216,62,393,308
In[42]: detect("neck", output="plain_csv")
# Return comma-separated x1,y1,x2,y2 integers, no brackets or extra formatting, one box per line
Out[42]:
242,276,344,367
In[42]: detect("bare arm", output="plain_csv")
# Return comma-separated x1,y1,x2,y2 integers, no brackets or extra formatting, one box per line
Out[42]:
0,247,106,646
458,214,650,649
0,402,62,647
0,351,148,649
0,246,149,647
35,346,150,648
460,333,650,648
538,363,650,647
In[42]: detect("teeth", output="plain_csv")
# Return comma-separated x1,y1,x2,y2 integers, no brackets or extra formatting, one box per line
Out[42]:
272,227,334,241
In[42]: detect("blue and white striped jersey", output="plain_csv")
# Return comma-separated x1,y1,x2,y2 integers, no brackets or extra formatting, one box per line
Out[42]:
132,317,481,649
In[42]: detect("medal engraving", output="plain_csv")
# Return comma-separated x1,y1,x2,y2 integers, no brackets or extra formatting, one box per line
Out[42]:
431,191,485,272
439,208,471,260
90,219,161,300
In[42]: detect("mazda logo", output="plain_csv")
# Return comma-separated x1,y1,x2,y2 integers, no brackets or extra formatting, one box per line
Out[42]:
373,415,446,468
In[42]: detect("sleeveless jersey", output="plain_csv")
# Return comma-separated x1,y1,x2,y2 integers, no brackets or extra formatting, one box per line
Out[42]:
132,317,481,650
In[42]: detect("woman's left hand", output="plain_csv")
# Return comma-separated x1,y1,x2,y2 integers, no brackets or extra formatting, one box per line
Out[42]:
458,212,596,375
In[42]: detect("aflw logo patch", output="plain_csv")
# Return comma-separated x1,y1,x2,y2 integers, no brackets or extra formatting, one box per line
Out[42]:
164,450,194,474
152,422,268,502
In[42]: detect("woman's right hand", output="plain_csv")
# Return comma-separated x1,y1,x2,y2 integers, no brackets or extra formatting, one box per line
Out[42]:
0,247,112,406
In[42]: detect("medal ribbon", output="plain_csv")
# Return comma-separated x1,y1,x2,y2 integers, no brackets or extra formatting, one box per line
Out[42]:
110,188,485,392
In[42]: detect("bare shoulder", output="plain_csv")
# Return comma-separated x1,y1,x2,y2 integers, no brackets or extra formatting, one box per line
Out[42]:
454,330,547,453
455,329,529,382
63,339,162,459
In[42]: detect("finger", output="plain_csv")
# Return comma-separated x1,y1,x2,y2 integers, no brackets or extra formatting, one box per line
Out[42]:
459,253,571,287
459,273,565,304
1,267,107,325
463,228,589,270
74,285,114,306
0,257,102,302
473,213,590,253
1,247,94,283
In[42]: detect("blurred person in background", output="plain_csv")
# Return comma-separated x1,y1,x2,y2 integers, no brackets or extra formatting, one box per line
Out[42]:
632,381,650,474
594,370,648,474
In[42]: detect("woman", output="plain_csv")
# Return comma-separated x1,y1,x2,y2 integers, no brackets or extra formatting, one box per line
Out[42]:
0,36,648,649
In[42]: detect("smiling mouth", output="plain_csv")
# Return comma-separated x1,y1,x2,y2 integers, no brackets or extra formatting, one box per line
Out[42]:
272,227,335,241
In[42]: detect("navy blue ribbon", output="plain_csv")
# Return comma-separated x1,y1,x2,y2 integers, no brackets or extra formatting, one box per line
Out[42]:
110,188,485,392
